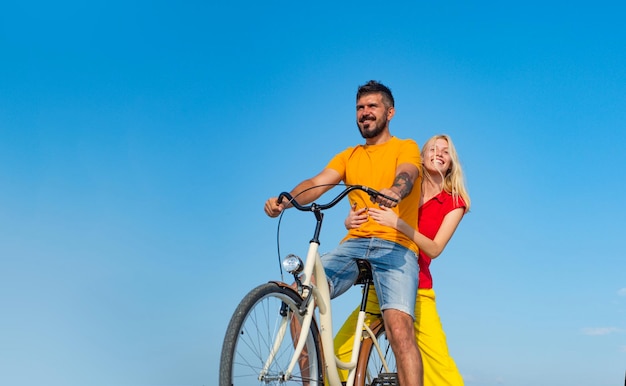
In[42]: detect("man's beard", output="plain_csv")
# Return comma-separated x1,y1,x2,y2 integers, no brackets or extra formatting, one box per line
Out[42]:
357,114,388,139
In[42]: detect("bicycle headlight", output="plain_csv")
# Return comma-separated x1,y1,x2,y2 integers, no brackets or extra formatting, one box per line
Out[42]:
282,254,304,274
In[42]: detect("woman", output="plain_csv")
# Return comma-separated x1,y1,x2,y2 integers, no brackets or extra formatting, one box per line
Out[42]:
335,134,471,386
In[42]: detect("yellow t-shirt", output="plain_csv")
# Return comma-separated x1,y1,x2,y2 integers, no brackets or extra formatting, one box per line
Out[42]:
326,136,421,254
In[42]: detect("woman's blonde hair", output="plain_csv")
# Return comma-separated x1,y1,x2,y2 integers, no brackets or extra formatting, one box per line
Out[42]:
421,134,471,212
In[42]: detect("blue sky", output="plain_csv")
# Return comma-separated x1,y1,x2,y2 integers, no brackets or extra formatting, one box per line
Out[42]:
1,1,625,385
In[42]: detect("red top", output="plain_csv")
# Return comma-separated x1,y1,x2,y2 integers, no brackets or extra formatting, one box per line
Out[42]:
417,191,466,289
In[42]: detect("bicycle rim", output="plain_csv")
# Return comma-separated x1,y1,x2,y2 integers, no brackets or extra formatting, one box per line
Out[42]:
219,282,323,386
358,323,397,386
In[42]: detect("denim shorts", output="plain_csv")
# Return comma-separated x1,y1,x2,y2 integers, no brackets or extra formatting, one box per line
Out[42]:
320,237,419,318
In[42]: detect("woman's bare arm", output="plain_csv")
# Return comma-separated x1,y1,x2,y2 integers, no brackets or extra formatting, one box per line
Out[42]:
368,206,464,258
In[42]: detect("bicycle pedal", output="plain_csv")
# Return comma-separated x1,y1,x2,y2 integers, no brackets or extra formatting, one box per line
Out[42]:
371,372,398,386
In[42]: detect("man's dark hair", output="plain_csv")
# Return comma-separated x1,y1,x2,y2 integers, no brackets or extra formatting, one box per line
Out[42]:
356,80,395,108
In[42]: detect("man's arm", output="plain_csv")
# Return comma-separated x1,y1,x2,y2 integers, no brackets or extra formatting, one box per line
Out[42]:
376,162,420,207
264,168,342,217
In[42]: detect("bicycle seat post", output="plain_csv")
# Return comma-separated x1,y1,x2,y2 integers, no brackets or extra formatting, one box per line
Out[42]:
361,280,371,312
355,260,374,312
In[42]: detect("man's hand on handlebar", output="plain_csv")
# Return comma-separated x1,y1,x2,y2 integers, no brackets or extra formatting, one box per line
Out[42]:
264,197,286,218
373,188,401,208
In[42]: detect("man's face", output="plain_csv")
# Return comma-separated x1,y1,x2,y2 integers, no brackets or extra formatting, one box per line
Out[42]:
356,93,393,139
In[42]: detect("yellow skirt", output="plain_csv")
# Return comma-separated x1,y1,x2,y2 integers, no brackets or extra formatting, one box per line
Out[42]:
334,287,464,386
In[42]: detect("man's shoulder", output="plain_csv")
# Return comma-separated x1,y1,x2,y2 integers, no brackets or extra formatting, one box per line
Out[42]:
391,136,418,145
387,136,420,153
337,143,364,155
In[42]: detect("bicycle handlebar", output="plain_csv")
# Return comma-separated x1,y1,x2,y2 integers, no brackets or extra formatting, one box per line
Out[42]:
277,185,399,212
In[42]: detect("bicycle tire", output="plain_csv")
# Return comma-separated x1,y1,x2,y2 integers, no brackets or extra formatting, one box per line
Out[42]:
219,282,323,386
355,319,398,386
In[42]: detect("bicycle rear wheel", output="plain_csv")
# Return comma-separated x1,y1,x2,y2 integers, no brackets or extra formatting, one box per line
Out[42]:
356,320,398,386
219,282,323,386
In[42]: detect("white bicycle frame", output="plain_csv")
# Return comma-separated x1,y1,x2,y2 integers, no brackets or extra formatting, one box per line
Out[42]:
262,238,391,386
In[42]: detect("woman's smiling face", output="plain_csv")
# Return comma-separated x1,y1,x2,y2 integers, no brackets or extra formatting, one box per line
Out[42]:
424,138,451,175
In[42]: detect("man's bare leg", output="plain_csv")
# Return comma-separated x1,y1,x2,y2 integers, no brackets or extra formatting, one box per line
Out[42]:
383,309,423,386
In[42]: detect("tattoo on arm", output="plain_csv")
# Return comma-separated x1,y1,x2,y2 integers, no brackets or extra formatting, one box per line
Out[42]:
392,172,414,199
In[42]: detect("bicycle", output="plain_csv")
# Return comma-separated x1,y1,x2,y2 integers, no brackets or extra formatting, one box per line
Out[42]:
219,185,399,386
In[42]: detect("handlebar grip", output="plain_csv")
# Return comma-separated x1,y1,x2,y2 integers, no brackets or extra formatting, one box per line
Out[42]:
376,192,399,204
277,192,308,211
277,192,288,205
362,186,399,204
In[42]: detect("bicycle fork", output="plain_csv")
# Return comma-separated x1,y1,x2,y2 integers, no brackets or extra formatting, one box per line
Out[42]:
258,296,316,383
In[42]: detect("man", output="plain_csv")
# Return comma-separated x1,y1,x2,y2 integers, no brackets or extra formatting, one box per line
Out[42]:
264,80,423,386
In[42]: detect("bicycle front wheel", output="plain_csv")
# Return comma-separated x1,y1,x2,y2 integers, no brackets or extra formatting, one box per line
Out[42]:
357,320,398,386
219,282,323,386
